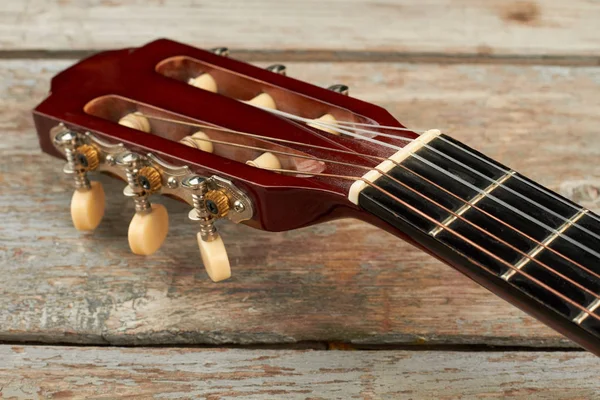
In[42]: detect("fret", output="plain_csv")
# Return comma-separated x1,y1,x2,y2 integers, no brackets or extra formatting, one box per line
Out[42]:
501,208,589,281
352,131,600,349
429,170,516,237
574,298,600,325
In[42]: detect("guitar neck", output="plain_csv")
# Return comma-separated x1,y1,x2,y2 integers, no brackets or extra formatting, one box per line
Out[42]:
353,130,600,355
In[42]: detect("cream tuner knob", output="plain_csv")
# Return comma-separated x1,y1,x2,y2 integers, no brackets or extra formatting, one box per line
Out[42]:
70,181,105,231
128,203,169,255
197,233,231,282
188,73,218,93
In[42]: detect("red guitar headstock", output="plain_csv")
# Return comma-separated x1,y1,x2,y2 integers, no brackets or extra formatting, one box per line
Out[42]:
33,39,417,281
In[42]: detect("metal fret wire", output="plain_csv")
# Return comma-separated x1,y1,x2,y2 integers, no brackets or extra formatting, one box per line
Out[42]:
136,113,600,322
263,107,600,260
324,118,600,229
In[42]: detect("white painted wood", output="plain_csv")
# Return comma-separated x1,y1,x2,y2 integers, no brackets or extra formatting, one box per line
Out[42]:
0,0,599,56
0,346,598,399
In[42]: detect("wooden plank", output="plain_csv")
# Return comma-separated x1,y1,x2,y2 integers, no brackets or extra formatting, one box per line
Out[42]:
0,345,598,399
1,0,600,58
2,59,600,347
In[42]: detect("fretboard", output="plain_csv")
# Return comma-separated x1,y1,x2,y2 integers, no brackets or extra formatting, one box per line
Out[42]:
353,131,600,354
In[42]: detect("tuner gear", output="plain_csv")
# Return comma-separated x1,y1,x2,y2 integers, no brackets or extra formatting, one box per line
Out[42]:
204,189,230,218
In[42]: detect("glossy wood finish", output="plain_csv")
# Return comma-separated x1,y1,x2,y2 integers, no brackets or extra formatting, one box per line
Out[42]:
33,39,416,234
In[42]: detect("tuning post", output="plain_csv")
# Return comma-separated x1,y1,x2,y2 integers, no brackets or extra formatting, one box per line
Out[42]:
116,152,169,256
266,64,287,76
182,176,231,282
327,84,349,96
54,129,106,231
211,47,229,57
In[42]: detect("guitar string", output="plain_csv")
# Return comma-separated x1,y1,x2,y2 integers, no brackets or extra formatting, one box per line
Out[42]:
284,110,600,239
135,113,600,299
190,134,600,301
137,113,600,283
259,108,600,260
313,117,600,228
264,166,600,323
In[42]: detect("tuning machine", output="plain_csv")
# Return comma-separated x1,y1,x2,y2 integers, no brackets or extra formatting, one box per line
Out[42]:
182,175,252,282
113,152,170,256
54,128,106,231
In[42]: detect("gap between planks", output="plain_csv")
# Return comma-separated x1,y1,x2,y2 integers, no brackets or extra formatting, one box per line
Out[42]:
0,340,587,353
1,49,600,67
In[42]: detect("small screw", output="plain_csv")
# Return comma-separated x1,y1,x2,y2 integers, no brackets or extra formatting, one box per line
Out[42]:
105,155,115,166
167,177,178,189
233,200,245,213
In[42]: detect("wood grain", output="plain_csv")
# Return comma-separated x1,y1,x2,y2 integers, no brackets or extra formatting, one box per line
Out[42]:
2,59,600,347
1,1,600,58
0,345,597,399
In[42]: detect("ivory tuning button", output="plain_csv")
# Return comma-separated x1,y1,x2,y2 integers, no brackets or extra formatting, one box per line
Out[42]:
182,176,232,282
118,113,151,133
54,130,106,231
116,153,169,256
246,152,282,171
179,130,214,153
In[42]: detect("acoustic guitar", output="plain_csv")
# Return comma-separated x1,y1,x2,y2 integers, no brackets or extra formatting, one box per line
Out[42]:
33,39,600,357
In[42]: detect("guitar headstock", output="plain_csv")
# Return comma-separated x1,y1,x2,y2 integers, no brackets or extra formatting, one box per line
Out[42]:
33,39,417,281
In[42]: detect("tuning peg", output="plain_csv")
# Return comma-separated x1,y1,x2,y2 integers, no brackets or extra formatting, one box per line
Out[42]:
210,47,229,57
246,152,282,170
182,176,231,282
327,84,349,96
266,64,287,76
54,130,106,231
180,130,214,153
118,113,151,132
116,153,168,255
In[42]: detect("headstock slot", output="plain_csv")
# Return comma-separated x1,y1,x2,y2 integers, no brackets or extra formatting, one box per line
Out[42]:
83,94,326,176
156,56,375,127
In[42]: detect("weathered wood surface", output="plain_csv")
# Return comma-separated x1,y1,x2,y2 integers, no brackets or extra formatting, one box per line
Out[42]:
1,1,600,58
0,345,598,399
2,59,600,347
